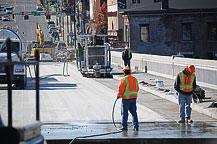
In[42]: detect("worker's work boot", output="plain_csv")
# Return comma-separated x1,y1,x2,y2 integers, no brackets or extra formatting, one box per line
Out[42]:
178,119,185,123
120,127,128,131
133,128,139,131
186,119,193,124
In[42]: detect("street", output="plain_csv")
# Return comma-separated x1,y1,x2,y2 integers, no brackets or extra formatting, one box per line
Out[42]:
1,0,217,143
0,62,215,126
0,62,168,126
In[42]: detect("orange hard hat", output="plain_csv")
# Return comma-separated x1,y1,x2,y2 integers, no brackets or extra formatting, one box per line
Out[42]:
186,65,195,73
122,66,131,73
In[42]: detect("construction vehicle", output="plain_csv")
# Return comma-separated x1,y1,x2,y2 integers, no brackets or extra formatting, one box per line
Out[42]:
77,34,112,78
0,28,27,88
30,23,54,61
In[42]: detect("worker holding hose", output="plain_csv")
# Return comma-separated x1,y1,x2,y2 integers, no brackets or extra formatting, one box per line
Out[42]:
117,66,139,131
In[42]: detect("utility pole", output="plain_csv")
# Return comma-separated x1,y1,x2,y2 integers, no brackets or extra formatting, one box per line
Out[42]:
74,0,76,48
56,0,58,26
62,15,64,41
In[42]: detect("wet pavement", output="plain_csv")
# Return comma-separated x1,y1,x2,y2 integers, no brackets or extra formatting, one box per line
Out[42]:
42,121,217,144
41,63,217,144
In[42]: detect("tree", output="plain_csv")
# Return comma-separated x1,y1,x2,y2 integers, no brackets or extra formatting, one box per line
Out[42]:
92,2,108,34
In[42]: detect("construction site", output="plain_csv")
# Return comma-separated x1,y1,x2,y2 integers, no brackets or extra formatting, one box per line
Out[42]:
1,0,217,144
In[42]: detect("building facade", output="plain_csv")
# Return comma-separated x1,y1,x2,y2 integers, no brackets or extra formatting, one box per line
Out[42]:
122,0,217,59
107,0,154,45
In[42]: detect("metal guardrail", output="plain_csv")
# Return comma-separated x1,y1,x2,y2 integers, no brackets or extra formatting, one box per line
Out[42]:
111,51,217,89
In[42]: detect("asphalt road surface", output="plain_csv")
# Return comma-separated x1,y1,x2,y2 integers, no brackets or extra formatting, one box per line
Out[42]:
0,62,215,127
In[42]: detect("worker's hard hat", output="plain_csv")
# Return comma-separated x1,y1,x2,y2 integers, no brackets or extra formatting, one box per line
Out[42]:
125,45,129,50
186,65,195,73
3,24,7,27
122,66,131,73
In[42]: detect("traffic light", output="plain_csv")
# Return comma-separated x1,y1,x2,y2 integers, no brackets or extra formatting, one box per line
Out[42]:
46,13,51,20
24,13,29,20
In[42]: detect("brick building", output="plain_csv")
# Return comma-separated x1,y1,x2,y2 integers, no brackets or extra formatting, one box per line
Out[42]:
107,0,153,42
121,0,217,59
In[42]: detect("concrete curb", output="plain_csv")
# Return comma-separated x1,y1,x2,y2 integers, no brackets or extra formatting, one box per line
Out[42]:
113,75,217,120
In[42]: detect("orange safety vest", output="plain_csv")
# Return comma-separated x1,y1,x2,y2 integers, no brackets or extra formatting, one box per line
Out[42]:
178,72,195,92
118,75,139,99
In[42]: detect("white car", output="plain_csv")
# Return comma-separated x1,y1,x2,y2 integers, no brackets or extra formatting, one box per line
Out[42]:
48,24,55,29
5,7,13,14
36,5,43,11
49,27,56,33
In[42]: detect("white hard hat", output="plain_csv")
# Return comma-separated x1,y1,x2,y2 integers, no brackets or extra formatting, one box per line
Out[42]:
125,45,129,50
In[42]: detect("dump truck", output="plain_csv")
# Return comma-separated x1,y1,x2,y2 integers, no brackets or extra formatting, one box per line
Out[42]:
78,34,112,78
0,28,27,88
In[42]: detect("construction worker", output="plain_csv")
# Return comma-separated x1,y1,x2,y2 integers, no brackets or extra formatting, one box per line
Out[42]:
77,43,84,68
117,66,139,131
122,46,132,68
174,65,196,123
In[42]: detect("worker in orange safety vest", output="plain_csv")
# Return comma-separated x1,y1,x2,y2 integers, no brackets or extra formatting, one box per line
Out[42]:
117,66,139,131
174,65,196,123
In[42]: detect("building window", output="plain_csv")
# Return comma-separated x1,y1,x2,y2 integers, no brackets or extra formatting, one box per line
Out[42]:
208,23,217,41
140,24,149,42
132,0,140,3
182,23,192,41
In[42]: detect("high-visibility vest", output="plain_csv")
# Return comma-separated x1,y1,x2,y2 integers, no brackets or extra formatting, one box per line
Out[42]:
178,71,195,92
123,50,131,59
122,75,138,99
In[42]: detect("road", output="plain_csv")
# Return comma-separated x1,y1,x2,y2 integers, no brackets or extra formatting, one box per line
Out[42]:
0,62,166,125
0,62,216,127
0,0,51,45
0,0,216,128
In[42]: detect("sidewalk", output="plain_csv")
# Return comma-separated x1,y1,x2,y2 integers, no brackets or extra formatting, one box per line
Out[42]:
111,64,217,120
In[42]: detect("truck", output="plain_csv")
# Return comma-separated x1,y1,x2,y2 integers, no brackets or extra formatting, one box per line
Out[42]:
78,34,112,78
0,28,27,88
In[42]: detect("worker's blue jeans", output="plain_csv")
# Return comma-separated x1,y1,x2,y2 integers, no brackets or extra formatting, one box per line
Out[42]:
121,98,139,129
178,93,192,120
124,60,131,68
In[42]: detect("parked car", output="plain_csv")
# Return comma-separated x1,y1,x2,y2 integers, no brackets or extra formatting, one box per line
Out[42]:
47,21,55,27
48,24,55,29
36,5,43,11
2,15,10,21
5,7,13,14
4,6,13,14
49,27,56,33
56,54,66,62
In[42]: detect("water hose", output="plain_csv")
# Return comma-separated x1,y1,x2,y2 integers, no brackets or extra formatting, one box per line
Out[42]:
69,98,121,144
39,61,70,80
112,98,119,129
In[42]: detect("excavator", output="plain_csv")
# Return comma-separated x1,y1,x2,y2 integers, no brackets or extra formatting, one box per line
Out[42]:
30,23,54,61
